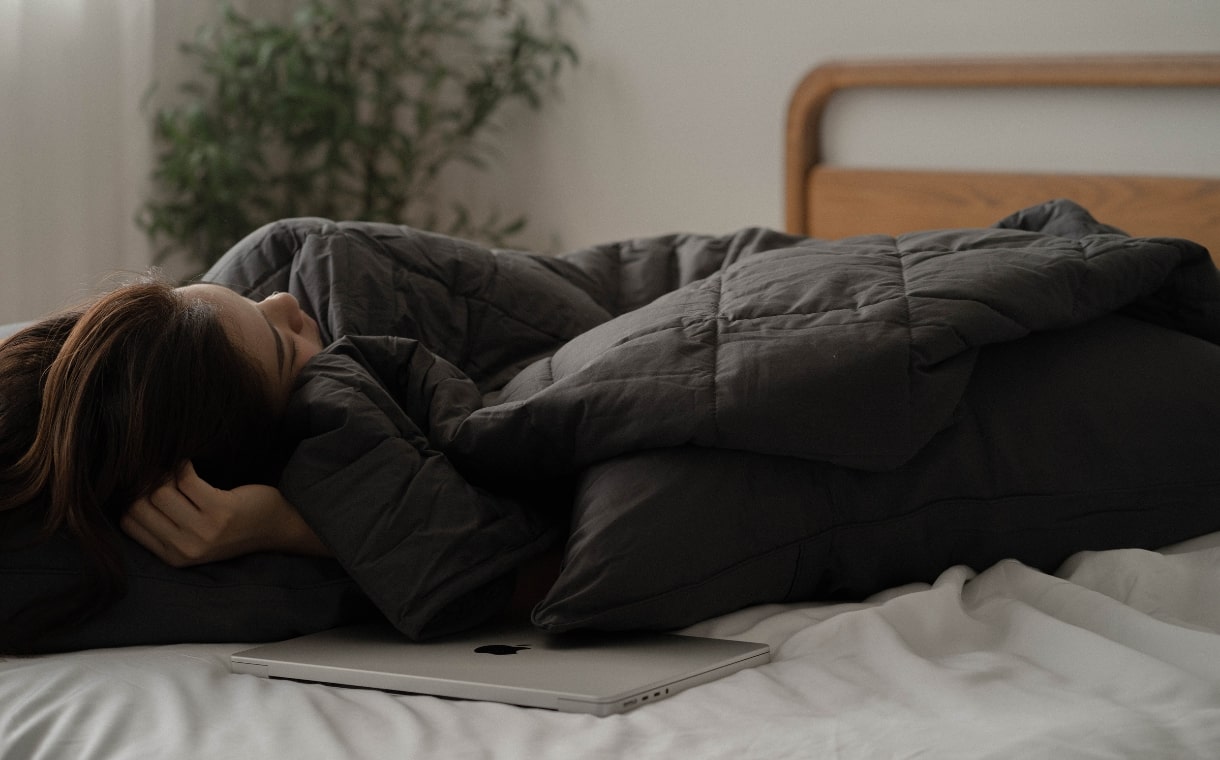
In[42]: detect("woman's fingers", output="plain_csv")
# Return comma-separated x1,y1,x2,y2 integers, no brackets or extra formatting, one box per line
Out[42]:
119,463,235,566
118,509,170,563
173,460,224,515
152,473,198,525
120,491,195,567
120,461,331,565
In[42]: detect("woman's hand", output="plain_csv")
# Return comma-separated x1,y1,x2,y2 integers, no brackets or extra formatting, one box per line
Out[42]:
120,461,331,567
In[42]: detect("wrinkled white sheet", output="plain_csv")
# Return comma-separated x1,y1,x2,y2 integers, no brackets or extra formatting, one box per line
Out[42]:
5,537,1220,760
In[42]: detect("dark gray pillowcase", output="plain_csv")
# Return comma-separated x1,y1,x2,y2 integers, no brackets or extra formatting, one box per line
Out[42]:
533,315,1220,631
1,520,375,652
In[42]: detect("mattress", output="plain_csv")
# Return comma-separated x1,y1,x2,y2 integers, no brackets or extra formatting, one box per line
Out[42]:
5,530,1220,759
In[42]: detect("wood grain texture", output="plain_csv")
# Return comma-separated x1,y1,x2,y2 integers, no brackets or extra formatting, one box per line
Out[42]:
807,167,1220,265
785,55,1220,266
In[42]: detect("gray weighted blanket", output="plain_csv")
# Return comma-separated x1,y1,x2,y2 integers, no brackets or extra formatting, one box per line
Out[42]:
204,199,1220,638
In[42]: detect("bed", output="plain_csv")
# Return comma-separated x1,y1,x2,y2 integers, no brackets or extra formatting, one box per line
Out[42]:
4,54,1220,759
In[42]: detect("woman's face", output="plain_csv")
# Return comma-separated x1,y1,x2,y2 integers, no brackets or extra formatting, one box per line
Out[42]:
178,284,324,410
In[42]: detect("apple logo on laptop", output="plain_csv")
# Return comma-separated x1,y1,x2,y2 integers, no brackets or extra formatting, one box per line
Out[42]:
474,644,531,656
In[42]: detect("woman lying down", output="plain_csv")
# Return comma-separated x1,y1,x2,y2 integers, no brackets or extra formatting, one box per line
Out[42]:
3,202,1219,654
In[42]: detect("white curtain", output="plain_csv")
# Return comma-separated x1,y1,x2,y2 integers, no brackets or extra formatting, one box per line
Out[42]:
0,0,156,325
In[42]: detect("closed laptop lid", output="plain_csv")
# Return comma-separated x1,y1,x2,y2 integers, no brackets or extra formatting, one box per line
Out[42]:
230,622,770,716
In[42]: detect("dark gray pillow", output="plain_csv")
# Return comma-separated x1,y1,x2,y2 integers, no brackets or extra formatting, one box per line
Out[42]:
533,315,1220,631
1,515,375,652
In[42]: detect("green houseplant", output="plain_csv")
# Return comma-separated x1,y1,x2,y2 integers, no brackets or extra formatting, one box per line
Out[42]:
140,0,578,272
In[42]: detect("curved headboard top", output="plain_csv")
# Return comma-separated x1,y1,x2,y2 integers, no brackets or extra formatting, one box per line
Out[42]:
784,54,1220,265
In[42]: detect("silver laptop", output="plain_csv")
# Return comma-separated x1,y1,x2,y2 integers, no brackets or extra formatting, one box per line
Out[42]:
230,621,770,716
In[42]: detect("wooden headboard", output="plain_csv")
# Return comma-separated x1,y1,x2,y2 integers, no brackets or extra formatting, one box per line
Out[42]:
785,55,1220,266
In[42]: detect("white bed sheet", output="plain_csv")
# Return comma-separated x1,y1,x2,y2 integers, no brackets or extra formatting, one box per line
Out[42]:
5,535,1220,760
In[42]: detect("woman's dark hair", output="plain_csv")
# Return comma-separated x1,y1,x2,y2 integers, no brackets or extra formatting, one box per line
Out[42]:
0,277,280,652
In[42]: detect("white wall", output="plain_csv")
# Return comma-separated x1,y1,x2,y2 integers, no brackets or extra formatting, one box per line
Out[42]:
448,0,1220,253
0,1,155,325
0,0,292,325
3,0,1219,323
